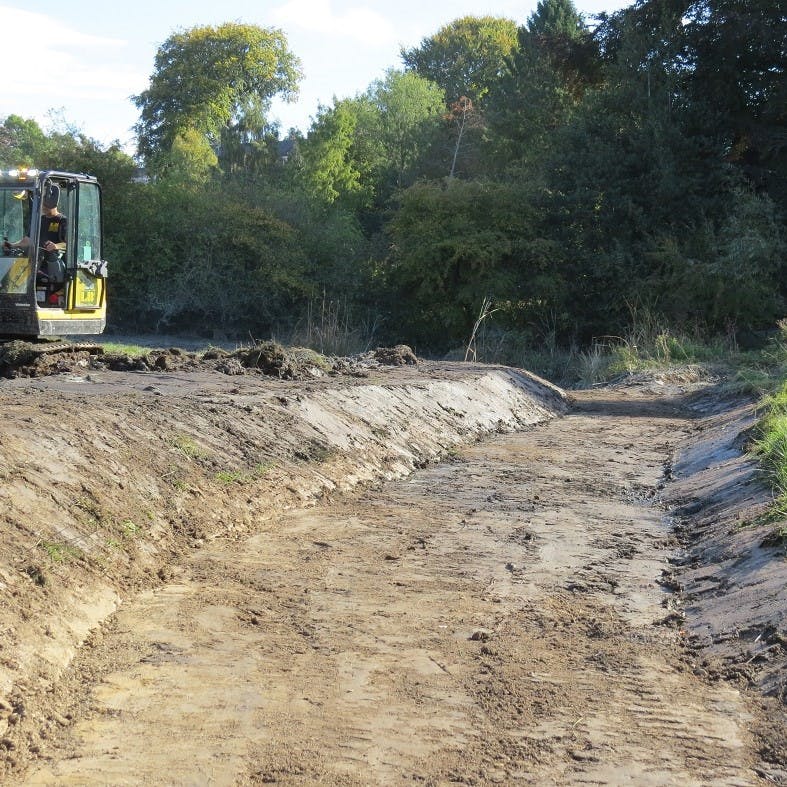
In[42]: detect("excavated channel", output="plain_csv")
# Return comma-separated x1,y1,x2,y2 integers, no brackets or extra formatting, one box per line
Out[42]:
18,385,775,785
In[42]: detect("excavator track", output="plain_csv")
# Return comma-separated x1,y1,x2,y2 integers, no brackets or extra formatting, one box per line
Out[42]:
0,340,104,376
21,341,104,355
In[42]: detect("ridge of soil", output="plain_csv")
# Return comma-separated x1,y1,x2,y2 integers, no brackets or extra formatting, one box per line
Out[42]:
0,348,567,781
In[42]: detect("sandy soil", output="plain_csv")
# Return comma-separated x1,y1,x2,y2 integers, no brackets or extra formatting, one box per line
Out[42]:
0,348,784,785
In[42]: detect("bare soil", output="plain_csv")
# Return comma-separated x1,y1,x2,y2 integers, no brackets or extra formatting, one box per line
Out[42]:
0,345,784,785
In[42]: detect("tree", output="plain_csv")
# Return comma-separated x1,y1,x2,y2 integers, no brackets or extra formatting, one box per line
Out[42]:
365,69,445,190
134,23,302,171
681,0,787,210
299,70,444,211
299,100,369,207
0,115,47,166
401,16,518,106
485,0,598,171
166,128,219,184
385,179,560,348
527,0,586,37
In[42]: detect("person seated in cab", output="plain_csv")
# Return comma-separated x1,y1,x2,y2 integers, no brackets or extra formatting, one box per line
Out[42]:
3,183,66,260
2,184,67,301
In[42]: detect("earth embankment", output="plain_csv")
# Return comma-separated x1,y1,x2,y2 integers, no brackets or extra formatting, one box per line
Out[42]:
0,353,785,784
0,357,566,778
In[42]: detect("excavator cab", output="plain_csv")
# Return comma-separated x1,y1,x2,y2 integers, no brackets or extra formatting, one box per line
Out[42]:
0,168,107,337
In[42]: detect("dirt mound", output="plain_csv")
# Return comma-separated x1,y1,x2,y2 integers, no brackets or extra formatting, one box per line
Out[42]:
373,344,418,365
0,340,417,381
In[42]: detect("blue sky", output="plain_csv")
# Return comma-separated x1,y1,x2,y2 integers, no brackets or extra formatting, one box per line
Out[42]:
0,0,629,154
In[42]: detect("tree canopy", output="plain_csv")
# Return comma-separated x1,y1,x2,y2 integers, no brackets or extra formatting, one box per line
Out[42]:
5,0,783,357
134,23,302,171
401,16,518,105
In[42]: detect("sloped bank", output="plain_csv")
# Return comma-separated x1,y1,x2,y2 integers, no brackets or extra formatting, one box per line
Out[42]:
0,363,566,756
665,395,787,775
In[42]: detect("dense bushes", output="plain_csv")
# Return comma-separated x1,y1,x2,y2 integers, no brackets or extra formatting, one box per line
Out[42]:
0,0,783,352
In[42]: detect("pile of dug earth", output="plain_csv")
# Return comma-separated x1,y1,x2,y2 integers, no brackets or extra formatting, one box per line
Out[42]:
0,340,419,380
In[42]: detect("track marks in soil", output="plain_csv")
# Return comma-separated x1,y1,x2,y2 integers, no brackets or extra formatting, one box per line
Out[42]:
21,388,767,785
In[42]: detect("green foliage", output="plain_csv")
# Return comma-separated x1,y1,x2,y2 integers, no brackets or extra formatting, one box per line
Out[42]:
0,115,48,166
401,16,518,105
134,23,302,170
537,66,786,338
167,128,219,184
366,70,446,190
486,0,596,170
299,100,369,207
385,178,560,348
527,0,587,37
299,70,444,212
3,2,783,359
109,178,312,333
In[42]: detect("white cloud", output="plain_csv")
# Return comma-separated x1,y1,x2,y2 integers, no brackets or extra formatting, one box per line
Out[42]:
0,6,125,48
0,5,145,101
272,0,396,47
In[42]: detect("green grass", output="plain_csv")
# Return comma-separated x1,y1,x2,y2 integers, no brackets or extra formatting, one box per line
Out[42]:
749,320,787,543
754,383,787,494
40,540,83,563
120,519,139,538
170,434,209,459
99,342,151,357
214,461,276,485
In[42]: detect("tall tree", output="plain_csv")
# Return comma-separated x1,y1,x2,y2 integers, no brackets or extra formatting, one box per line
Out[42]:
528,0,586,37
486,0,597,171
134,23,302,172
299,100,369,208
682,0,787,209
401,16,518,106
0,115,47,166
299,70,444,210
365,69,445,190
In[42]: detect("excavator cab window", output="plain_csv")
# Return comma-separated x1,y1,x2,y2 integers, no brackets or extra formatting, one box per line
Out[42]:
0,188,32,294
76,182,100,263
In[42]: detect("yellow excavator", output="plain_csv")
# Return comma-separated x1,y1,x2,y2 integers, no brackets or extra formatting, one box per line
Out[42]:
0,167,107,338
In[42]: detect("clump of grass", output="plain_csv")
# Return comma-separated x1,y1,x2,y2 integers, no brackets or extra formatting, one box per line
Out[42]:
723,319,787,397
120,519,139,538
753,383,787,497
215,469,245,485
99,342,151,357
170,434,209,460
750,374,787,545
215,461,276,485
40,541,82,563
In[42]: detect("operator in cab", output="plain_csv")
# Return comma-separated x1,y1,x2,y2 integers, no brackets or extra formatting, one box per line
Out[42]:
2,183,66,258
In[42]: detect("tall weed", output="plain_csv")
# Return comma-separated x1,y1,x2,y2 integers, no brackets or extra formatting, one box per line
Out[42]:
281,295,379,356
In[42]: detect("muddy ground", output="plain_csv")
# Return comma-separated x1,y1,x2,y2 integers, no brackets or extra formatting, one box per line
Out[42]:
0,343,784,785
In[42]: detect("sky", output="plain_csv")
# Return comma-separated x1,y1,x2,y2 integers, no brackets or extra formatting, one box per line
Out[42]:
0,0,630,155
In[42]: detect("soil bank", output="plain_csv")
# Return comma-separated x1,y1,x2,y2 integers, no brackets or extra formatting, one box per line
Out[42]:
0,356,783,784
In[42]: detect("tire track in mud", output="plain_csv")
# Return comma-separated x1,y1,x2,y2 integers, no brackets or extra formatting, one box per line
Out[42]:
22,387,767,785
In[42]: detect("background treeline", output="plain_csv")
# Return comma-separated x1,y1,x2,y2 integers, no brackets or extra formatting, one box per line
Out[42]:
1,0,785,361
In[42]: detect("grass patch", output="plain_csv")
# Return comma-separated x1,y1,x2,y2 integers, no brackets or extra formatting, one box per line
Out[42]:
99,342,151,357
120,519,139,538
215,469,245,485
40,540,82,563
170,434,209,460
753,383,787,498
214,461,276,485
750,322,787,542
